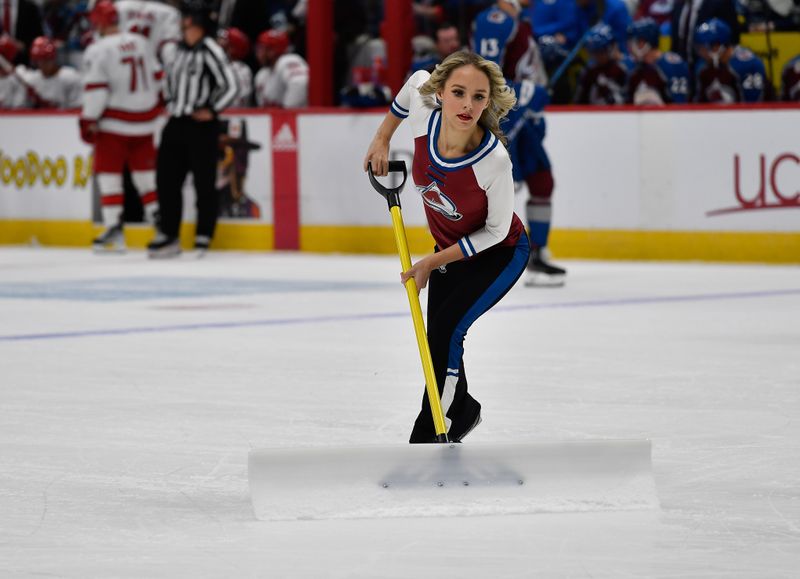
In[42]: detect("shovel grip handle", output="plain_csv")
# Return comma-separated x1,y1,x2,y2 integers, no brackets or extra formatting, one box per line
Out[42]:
368,160,408,209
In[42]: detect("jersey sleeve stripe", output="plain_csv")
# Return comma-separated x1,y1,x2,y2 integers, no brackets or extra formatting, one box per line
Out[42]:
464,235,476,255
457,237,474,258
390,100,409,118
84,83,110,91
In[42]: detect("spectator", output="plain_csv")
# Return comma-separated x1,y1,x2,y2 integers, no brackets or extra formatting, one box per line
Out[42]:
671,0,740,64
218,27,253,106
780,53,800,101
635,0,675,32
573,23,629,104
740,0,800,32
627,17,689,103
22,35,81,107
254,28,308,108
409,21,462,74
693,18,770,103
0,0,44,65
0,32,27,107
413,0,446,37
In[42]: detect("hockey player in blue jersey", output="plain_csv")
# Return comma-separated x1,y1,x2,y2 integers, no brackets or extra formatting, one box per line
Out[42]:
473,0,566,285
781,54,800,102
574,24,629,105
693,18,771,104
626,18,690,105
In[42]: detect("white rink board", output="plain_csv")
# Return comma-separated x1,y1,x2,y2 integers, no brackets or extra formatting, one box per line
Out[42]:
297,113,429,226
298,108,800,232
0,115,93,219
2,108,798,232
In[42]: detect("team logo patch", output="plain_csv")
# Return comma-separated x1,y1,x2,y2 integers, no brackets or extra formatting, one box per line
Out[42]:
418,182,462,221
488,10,506,23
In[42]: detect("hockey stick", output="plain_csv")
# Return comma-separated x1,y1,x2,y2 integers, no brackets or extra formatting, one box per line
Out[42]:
368,160,449,443
547,29,591,91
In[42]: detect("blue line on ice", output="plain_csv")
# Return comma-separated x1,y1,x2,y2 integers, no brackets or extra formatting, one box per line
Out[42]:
1,288,798,342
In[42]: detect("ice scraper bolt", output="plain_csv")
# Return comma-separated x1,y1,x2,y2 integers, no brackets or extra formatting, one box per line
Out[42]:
368,161,449,443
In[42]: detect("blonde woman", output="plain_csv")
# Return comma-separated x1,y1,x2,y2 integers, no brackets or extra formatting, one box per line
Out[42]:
364,51,530,443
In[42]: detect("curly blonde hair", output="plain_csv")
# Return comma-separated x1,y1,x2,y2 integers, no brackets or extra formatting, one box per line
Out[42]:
419,51,517,146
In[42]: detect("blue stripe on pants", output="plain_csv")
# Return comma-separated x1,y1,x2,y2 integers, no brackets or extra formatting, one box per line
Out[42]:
447,235,530,371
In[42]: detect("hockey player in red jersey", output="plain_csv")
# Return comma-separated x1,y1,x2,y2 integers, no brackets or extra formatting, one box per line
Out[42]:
80,0,163,252
0,34,28,108
254,28,308,108
217,27,252,107
364,51,529,443
24,36,82,108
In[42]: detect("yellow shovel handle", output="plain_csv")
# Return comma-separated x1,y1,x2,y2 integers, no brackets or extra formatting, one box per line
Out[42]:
389,205,448,439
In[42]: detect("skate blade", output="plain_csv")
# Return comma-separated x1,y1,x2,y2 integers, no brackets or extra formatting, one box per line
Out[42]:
92,244,127,255
249,439,657,521
147,248,182,260
524,271,566,287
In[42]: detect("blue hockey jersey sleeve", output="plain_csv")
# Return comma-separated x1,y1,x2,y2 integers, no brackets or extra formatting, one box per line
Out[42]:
472,6,517,67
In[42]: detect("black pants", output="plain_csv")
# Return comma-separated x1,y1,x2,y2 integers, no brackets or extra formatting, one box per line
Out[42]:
156,117,220,239
409,234,530,443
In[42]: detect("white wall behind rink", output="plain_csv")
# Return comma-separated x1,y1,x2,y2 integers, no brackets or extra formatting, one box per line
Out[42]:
1,108,798,234
299,107,800,233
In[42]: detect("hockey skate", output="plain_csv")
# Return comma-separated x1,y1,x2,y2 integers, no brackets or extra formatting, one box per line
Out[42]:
524,246,566,287
194,235,210,258
147,233,181,259
92,224,126,254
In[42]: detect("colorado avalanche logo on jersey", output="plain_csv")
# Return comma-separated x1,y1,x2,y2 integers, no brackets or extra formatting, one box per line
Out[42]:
418,182,462,221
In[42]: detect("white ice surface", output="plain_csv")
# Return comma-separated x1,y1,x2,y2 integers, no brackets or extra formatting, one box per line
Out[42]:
0,247,799,578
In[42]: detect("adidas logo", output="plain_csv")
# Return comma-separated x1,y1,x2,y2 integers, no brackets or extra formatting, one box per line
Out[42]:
273,123,297,151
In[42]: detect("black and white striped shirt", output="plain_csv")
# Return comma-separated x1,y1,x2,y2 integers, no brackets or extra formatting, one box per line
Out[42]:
165,37,238,117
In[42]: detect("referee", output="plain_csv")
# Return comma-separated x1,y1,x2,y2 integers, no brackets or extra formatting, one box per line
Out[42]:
148,0,238,258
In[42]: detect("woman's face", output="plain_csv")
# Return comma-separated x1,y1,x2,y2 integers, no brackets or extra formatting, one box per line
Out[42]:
437,64,491,132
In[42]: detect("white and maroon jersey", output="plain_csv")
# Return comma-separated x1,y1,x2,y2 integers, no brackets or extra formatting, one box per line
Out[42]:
254,53,309,108
390,70,524,258
231,60,252,107
116,0,181,66
0,68,28,108
81,31,162,136
22,66,82,108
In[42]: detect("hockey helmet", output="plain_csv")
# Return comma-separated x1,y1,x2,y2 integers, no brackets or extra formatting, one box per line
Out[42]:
585,24,615,54
537,35,569,66
0,34,18,63
30,36,57,62
89,0,119,29
218,27,251,61
694,18,732,48
256,29,289,57
628,18,660,49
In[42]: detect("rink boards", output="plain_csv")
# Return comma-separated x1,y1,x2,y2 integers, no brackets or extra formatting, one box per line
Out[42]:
0,106,798,262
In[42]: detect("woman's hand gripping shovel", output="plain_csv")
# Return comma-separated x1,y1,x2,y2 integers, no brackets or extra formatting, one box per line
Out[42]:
368,160,448,443
247,161,658,521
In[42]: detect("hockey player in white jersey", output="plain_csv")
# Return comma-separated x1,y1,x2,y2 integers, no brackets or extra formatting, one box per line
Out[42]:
0,34,28,108
109,0,181,65
218,27,252,107
80,0,163,252
23,36,82,108
254,29,308,108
